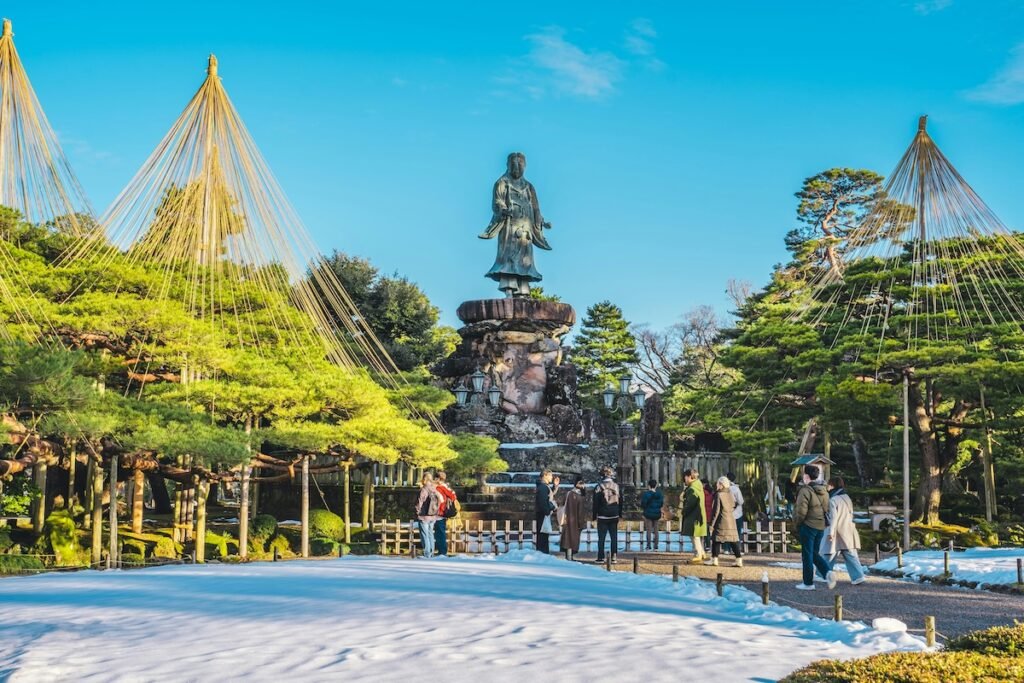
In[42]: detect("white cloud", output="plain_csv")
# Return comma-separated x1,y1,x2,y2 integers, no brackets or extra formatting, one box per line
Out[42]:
625,18,657,57
914,0,953,15
524,27,624,99
965,44,1024,105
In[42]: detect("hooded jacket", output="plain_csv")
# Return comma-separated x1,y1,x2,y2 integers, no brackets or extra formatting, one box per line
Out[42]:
792,481,830,530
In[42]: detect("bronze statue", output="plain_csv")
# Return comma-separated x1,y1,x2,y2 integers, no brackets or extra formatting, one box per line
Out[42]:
480,152,551,297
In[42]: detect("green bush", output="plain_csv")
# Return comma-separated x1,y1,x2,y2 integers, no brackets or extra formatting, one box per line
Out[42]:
267,534,293,558
42,509,84,566
0,525,12,552
251,514,278,542
0,554,45,575
204,531,239,559
946,623,1024,657
310,537,340,556
781,651,1024,682
120,552,147,566
308,509,346,542
119,530,181,559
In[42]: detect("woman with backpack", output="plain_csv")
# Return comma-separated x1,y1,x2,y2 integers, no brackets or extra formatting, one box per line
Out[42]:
435,471,459,557
415,472,444,558
592,466,621,564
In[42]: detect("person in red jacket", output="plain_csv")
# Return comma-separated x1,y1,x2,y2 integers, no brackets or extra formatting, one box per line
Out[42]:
435,471,458,556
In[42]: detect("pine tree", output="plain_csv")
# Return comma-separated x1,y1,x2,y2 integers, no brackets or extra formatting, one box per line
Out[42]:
571,301,639,407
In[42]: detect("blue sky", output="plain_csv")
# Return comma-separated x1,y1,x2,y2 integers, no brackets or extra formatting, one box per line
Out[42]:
9,1,1024,331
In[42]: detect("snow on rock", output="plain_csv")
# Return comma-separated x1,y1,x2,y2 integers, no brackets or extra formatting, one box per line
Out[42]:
872,547,1024,587
0,552,924,682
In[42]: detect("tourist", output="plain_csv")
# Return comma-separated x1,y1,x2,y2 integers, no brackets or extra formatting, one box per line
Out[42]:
727,471,745,537
593,466,621,564
792,465,831,590
640,478,664,551
784,478,798,519
560,478,587,557
414,472,443,559
707,476,743,567
435,471,458,557
681,469,708,564
821,476,866,586
534,469,559,553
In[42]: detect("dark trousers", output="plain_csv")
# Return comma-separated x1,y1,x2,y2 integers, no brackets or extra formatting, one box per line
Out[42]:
596,518,619,559
799,523,831,586
712,540,742,558
434,519,448,556
535,513,550,553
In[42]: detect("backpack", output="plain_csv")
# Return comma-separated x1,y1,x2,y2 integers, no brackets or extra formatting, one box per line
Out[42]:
600,483,620,507
420,487,442,517
443,493,458,519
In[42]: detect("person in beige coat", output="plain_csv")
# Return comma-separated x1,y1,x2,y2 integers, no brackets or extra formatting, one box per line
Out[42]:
820,476,866,586
706,476,743,567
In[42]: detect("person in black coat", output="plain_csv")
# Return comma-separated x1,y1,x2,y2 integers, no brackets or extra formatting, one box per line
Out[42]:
535,469,559,553
592,466,621,563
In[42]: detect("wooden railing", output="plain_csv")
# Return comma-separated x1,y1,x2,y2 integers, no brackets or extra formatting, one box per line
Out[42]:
375,518,789,555
313,463,423,489
631,451,761,488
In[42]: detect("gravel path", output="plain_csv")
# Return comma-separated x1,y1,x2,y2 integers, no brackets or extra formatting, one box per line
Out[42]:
570,550,1024,640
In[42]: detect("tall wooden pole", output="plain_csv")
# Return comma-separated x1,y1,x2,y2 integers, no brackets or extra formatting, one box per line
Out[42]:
31,460,47,533
301,455,310,558
979,384,997,521
343,463,352,545
903,373,911,552
131,468,145,533
108,454,119,569
195,480,209,563
361,468,371,529
90,458,102,566
239,417,252,559
83,456,94,529
67,446,77,509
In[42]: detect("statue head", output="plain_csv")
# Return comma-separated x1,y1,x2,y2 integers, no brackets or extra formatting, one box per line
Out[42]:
506,152,526,180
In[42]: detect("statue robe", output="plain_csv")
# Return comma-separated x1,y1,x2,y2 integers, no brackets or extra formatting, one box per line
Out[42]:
480,174,550,293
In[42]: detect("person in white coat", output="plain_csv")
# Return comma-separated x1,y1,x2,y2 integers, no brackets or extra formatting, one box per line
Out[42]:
820,476,866,587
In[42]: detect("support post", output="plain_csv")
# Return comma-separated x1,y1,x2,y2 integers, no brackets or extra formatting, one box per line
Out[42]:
301,455,310,558
902,373,911,552
834,595,843,621
131,469,145,533
108,454,119,569
672,564,679,583
716,573,724,597
90,457,103,566
31,461,47,533
239,464,251,559
761,573,770,605
343,463,352,545
925,616,936,647
195,480,209,563
616,422,634,490
633,556,639,574
897,546,903,569
1017,558,1023,586
943,550,950,577
875,544,880,564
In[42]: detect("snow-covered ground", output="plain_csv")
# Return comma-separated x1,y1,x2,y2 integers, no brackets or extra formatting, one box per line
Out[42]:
872,547,1024,587
0,552,924,681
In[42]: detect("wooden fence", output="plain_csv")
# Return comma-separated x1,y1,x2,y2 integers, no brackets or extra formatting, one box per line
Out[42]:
376,518,789,556
630,451,761,489
313,463,423,489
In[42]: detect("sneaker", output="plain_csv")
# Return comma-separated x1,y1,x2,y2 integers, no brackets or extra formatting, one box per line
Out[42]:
704,557,719,566
734,558,744,568
689,556,705,565
610,556,618,564
794,583,816,591
851,577,867,586
826,571,837,590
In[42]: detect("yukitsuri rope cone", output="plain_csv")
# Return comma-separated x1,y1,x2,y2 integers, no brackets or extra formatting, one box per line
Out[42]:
0,19,94,340
61,54,436,424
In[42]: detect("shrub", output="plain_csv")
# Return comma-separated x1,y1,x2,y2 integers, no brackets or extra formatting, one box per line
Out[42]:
42,509,84,566
267,534,293,558
120,552,147,566
781,651,1024,683
308,509,346,542
251,514,278,542
946,623,1024,657
0,525,12,552
0,554,45,575
310,537,340,556
204,531,238,559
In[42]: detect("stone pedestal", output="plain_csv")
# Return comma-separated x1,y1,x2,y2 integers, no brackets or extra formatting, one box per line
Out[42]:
435,298,583,443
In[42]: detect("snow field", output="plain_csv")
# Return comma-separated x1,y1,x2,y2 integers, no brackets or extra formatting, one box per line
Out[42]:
0,551,925,682
872,547,1024,587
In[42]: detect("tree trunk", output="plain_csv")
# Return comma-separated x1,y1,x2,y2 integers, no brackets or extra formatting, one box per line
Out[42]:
361,470,371,529
131,469,145,533
301,456,310,558
848,421,874,486
908,381,942,525
147,472,172,513
67,446,77,509
31,461,48,533
90,458,103,566
195,480,209,563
